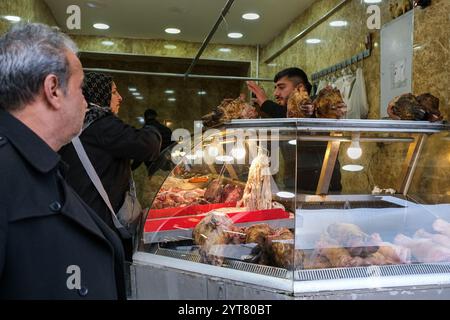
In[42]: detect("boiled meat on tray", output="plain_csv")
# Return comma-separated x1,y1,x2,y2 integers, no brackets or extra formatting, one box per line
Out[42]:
313,86,347,119
152,187,206,209
414,229,450,249
287,86,312,118
394,234,450,263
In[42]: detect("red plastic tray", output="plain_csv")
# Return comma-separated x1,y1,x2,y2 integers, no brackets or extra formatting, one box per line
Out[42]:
144,205,290,233
148,202,238,219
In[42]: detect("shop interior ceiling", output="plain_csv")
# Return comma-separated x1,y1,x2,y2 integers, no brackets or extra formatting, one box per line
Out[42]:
44,0,315,46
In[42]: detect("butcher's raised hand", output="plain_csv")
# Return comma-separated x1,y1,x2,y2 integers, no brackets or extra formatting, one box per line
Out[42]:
246,81,268,106
300,104,315,118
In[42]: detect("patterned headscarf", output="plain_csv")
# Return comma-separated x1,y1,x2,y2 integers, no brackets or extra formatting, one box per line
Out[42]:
82,72,113,128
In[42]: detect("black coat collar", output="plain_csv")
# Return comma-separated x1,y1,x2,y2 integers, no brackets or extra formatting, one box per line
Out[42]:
0,109,60,173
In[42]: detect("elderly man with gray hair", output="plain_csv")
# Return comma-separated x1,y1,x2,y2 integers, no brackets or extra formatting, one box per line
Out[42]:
0,23,126,299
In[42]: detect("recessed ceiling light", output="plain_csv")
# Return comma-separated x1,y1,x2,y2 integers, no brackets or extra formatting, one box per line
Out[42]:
132,92,140,96
288,140,297,145
164,44,177,50
364,0,382,3
93,23,110,30
101,40,114,46
128,87,137,92
165,28,181,34
242,13,260,20
136,97,144,100
3,15,21,22
165,90,174,94
228,32,243,39
168,97,176,102
342,164,364,172
329,20,348,27
198,91,207,95
267,63,277,67
219,48,231,53
306,38,321,44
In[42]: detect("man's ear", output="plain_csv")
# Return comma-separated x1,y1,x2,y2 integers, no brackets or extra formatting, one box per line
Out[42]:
43,74,63,110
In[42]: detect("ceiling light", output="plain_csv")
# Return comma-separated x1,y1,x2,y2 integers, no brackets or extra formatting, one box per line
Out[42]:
165,90,175,94
132,92,140,96
197,91,207,95
228,32,243,39
128,87,137,92
136,97,144,100
276,192,296,199
168,97,176,102
242,13,260,20
219,48,231,53
288,140,297,146
342,165,364,172
267,63,277,67
165,28,181,34
164,44,177,50
101,40,114,46
364,0,382,3
93,23,110,30
3,15,21,22
329,20,348,27
306,38,321,44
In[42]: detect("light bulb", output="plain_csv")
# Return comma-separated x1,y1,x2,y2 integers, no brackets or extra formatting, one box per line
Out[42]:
207,145,219,157
347,133,362,160
231,144,246,160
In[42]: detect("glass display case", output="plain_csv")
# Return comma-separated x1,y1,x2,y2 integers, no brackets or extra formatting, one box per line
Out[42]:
132,119,450,299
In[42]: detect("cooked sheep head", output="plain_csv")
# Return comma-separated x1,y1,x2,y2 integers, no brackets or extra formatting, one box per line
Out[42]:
287,86,312,118
314,86,347,119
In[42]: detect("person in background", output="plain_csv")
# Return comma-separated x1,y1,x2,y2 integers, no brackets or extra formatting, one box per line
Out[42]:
247,67,342,193
0,23,126,299
131,108,174,176
59,73,161,262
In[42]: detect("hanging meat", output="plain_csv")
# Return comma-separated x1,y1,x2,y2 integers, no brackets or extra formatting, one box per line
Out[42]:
313,86,347,119
387,93,442,122
201,95,259,127
287,86,312,118
239,152,272,211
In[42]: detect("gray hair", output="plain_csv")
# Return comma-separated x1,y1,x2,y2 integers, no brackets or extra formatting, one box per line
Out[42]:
0,23,78,111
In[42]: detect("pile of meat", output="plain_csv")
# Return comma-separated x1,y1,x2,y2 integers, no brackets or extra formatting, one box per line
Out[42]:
151,187,207,209
387,93,442,122
314,86,348,119
239,152,272,211
394,218,450,263
202,95,259,127
305,223,411,269
287,86,312,118
204,179,244,204
193,212,303,269
285,86,347,119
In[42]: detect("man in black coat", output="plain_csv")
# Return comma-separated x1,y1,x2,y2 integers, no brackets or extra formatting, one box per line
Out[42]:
0,23,126,299
247,68,342,193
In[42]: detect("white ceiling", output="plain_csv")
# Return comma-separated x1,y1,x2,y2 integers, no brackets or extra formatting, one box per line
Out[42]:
44,0,316,46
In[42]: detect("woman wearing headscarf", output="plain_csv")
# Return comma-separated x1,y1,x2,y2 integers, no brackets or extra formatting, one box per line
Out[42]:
59,72,161,261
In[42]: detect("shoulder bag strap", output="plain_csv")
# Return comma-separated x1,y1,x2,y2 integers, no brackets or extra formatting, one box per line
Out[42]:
72,136,124,231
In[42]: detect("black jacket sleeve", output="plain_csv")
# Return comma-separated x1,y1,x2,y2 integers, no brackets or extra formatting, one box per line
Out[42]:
0,202,6,278
260,100,287,118
83,114,162,162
